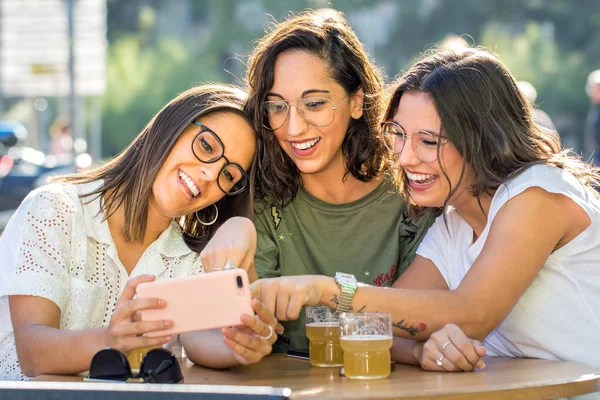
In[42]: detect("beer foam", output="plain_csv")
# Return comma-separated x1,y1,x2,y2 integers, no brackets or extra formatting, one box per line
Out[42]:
340,335,392,341
306,322,339,327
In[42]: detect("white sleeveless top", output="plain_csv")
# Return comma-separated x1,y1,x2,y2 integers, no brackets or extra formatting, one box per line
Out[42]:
417,164,600,368
0,181,203,380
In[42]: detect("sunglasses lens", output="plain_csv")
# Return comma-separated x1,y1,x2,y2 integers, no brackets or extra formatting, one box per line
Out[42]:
88,348,131,381
140,349,183,384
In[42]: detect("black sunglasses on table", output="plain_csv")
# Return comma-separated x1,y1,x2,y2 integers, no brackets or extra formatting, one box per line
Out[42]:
87,348,183,384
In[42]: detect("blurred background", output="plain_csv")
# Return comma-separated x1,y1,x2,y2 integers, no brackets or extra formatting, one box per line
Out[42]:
1,0,599,227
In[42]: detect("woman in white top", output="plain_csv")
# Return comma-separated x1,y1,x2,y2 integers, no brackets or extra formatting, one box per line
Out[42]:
0,84,278,380
251,48,600,371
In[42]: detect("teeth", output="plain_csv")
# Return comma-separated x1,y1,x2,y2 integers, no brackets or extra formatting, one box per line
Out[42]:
406,171,435,182
291,138,320,150
179,170,200,197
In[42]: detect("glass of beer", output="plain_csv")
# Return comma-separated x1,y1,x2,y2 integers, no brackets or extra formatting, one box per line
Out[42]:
305,305,343,367
339,312,393,379
127,345,162,370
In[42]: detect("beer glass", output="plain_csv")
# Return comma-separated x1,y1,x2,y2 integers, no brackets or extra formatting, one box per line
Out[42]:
127,345,162,370
339,312,393,379
305,305,343,367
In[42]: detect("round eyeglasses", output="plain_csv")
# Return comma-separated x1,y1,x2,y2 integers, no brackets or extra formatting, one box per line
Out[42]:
381,121,448,163
191,122,249,196
263,94,348,130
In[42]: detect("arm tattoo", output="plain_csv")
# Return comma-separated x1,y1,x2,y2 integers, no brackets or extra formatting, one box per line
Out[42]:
393,320,427,336
329,294,354,311
330,294,339,305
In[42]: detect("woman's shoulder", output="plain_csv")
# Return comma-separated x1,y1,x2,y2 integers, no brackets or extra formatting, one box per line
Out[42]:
496,164,593,204
426,206,468,238
18,181,102,219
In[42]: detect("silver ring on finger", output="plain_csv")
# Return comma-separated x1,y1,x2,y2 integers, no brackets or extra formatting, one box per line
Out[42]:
258,324,274,340
224,261,236,270
442,341,452,352
436,354,445,367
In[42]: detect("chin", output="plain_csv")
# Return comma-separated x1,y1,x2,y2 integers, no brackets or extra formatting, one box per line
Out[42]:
295,161,326,175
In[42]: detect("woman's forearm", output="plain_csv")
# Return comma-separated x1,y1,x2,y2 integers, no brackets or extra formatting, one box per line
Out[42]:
317,278,487,340
14,324,107,377
391,337,420,365
181,329,238,369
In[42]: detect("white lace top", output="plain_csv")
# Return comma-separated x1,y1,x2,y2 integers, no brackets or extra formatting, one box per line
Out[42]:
0,181,203,380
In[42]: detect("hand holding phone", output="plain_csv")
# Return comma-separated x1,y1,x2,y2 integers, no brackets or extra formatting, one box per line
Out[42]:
105,274,173,353
136,269,253,337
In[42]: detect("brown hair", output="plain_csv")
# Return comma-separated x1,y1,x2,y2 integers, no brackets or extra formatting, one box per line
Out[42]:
52,84,255,252
245,9,389,207
384,47,600,212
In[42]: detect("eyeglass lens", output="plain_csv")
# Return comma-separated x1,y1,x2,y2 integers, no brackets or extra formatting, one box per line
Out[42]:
382,123,442,163
88,348,132,381
264,97,336,130
140,348,183,384
191,127,248,195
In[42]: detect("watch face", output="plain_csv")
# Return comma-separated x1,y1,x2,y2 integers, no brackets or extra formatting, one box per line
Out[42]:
336,272,357,285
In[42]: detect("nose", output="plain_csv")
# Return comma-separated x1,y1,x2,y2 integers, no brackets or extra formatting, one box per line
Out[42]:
286,105,307,137
396,136,420,167
200,160,224,182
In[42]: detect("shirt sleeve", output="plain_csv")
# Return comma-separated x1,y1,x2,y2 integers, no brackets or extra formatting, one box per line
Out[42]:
0,187,77,313
253,206,281,279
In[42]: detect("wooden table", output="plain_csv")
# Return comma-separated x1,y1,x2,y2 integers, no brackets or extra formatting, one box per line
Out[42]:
4,354,599,399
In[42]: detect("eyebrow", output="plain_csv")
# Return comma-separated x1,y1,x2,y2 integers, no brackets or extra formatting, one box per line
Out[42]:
266,89,331,99
391,120,442,137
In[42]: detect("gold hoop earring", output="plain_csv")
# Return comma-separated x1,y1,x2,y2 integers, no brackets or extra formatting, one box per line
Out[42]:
195,204,218,226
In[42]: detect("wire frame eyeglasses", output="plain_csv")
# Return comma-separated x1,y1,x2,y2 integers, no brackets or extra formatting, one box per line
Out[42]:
381,121,448,163
263,94,349,130
191,122,249,196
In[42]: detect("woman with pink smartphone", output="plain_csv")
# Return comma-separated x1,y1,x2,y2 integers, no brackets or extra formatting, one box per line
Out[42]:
0,84,278,380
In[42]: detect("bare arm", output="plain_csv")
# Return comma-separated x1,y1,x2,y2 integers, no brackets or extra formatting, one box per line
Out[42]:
10,275,173,377
10,296,106,376
253,188,587,341
181,299,279,369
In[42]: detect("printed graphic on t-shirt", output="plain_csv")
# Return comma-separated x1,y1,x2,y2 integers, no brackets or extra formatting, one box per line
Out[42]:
399,209,419,244
373,264,397,286
271,205,281,229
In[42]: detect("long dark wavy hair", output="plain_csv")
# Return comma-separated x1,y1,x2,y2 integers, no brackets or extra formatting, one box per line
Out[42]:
384,47,600,212
245,9,389,207
51,84,255,253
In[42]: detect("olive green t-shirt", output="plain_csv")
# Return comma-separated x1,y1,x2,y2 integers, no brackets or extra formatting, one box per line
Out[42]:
254,176,435,352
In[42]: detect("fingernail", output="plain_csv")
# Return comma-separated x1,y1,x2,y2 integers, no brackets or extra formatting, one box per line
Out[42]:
164,320,173,327
158,299,166,306
476,360,485,369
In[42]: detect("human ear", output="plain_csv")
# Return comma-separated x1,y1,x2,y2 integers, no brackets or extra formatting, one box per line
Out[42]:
350,87,364,120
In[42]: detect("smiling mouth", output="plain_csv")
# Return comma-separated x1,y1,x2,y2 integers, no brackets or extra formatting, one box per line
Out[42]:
179,170,200,197
406,171,437,185
290,137,321,150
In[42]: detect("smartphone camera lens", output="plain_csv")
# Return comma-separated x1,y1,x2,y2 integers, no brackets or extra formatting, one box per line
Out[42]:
236,276,243,288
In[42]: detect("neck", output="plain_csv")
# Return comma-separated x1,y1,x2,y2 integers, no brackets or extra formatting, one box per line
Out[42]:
300,152,382,204
107,194,171,245
450,190,494,241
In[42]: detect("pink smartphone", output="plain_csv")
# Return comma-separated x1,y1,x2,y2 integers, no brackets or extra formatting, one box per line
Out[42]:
136,269,253,337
